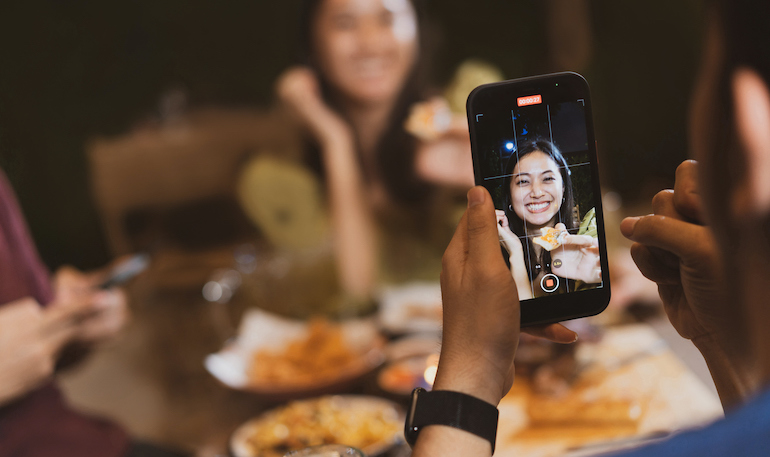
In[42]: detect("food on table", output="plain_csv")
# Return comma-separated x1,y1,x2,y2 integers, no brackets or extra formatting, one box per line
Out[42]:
240,396,402,457
532,226,568,251
378,353,439,395
527,396,643,427
403,302,442,321
248,319,357,387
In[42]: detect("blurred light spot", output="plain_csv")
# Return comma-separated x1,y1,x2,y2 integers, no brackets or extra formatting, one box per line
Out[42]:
384,0,416,43
203,281,223,302
603,191,622,212
423,353,440,386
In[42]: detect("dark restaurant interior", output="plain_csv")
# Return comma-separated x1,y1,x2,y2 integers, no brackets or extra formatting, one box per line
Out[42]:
3,0,750,456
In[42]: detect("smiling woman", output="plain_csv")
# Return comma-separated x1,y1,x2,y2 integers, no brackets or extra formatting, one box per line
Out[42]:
272,0,473,304
496,138,600,299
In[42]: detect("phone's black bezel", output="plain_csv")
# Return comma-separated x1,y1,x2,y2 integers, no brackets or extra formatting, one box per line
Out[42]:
466,72,610,327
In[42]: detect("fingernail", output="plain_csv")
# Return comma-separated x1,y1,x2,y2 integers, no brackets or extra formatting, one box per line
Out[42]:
620,216,640,237
571,333,579,343
467,187,485,207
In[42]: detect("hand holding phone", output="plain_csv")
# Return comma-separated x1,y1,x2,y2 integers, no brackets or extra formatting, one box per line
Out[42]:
466,72,610,325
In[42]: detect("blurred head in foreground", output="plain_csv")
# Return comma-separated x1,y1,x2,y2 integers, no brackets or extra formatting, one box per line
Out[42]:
691,0,770,361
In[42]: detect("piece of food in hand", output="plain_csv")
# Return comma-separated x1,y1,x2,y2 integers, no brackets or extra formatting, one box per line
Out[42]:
404,98,453,141
532,227,567,251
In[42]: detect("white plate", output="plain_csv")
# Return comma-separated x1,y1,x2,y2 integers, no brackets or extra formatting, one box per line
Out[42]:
377,282,442,334
205,309,384,398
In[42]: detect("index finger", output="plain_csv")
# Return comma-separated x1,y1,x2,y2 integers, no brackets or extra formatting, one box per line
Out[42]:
561,234,598,248
621,214,712,265
673,160,705,223
42,299,94,330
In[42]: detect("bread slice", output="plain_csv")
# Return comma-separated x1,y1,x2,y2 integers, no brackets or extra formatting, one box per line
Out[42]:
532,227,567,251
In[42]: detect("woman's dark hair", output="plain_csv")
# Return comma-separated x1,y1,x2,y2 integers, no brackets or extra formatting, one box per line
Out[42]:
297,0,433,206
502,138,576,280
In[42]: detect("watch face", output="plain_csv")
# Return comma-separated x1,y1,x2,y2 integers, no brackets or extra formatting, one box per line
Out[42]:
404,387,426,447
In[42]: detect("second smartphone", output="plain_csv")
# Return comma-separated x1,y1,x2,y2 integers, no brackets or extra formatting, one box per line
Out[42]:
466,72,610,326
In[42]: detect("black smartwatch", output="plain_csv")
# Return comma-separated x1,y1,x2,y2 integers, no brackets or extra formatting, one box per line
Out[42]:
404,387,499,453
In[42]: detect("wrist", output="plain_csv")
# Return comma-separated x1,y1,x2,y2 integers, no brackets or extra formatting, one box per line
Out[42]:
433,351,507,406
692,332,756,408
317,120,354,149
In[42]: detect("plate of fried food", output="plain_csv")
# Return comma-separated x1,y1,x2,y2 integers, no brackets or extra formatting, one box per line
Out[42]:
205,309,385,398
230,395,405,457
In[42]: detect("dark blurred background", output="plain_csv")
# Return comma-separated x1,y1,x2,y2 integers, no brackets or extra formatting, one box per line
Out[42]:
0,0,703,270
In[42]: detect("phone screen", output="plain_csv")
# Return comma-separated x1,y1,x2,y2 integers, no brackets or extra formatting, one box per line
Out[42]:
467,72,609,324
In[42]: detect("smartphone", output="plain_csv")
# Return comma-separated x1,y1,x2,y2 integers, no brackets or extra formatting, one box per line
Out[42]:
466,72,610,326
98,253,150,289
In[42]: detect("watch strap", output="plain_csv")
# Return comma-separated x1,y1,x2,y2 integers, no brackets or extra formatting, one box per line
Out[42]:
406,388,499,453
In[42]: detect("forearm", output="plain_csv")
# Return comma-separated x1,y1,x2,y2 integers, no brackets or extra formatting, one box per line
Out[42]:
321,137,378,300
692,333,756,410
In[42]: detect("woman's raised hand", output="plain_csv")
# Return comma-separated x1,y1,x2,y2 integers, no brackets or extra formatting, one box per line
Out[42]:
495,210,523,255
495,210,533,300
551,223,601,283
276,66,353,147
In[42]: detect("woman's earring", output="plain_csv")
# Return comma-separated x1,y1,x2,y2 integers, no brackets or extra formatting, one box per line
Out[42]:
509,204,513,211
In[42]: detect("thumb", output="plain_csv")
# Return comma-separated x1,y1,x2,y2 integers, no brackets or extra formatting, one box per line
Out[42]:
466,186,505,267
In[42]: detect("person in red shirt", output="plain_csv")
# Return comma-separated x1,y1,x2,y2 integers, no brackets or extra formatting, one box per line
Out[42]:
0,169,185,457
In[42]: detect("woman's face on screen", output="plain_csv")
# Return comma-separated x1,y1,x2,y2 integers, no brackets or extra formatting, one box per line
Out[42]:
510,151,564,229
312,0,418,106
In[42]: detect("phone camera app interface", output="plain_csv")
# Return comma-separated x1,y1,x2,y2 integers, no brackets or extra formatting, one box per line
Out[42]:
475,95,603,301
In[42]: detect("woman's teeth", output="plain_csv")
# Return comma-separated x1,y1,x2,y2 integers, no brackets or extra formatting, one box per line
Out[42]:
354,58,388,78
526,202,550,213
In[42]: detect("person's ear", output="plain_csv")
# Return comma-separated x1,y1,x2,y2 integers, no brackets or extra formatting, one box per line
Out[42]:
732,67,770,217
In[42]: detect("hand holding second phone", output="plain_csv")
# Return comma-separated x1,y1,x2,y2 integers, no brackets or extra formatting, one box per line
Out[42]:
52,265,129,345
0,297,89,405
435,187,578,407
276,66,353,147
